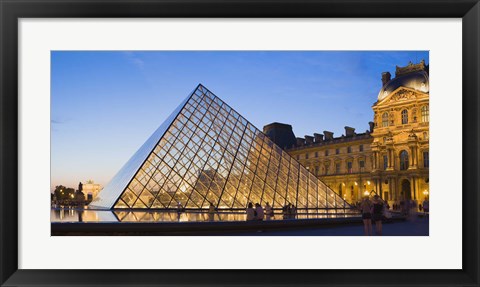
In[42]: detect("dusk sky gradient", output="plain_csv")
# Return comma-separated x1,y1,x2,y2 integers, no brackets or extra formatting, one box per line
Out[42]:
51,51,428,190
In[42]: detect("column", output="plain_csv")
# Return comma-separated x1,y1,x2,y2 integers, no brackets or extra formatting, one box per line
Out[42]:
387,178,392,200
414,146,418,166
414,177,419,200
410,177,417,200
371,143,379,172
408,140,418,169
417,146,420,167
387,148,394,170
391,177,397,200
358,179,363,200
409,146,415,167
373,151,378,171
379,179,383,199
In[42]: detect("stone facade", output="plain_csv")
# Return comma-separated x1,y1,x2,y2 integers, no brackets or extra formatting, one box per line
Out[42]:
82,180,102,200
287,127,376,204
267,60,430,206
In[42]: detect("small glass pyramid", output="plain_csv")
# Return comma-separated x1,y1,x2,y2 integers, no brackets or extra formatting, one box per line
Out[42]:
91,84,351,211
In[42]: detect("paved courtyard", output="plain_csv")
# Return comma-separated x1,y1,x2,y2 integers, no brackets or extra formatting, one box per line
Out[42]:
228,217,429,236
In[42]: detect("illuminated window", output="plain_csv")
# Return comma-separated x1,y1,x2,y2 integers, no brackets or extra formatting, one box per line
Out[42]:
400,150,409,170
347,162,353,173
423,151,429,168
421,105,429,122
382,112,389,127
401,109,409,124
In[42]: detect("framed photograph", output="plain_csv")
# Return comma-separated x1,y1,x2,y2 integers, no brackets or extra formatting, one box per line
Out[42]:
49,50,432,237
1,0,479,286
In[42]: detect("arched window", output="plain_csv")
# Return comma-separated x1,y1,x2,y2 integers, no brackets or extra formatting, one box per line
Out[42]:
400,150,409,170
421,105,429,122
382,112,389,127
401,109,409,124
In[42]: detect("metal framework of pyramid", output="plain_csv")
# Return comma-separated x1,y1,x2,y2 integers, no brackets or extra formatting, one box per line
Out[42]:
90,84,353,211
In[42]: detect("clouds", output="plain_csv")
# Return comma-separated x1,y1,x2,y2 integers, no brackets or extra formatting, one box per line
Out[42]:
122,51,145,70
51,50,428,189
51,119,64,124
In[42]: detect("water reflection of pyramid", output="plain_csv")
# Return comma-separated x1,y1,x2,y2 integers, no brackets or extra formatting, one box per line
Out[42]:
91,84,352,211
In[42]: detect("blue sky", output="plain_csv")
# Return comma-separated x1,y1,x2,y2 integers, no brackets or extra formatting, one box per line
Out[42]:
51,51,428,190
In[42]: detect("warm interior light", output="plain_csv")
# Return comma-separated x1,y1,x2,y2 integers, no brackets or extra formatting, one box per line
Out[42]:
367,181,371,185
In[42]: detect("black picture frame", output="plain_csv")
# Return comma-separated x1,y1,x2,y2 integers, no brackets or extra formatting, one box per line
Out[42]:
1,1,478,286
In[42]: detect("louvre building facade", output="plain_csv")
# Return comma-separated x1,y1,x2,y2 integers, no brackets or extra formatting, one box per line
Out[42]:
91,84,351,211
281,60,429,205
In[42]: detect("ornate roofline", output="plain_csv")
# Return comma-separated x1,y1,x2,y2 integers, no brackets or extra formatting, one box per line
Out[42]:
373,86,429,107
395,59,428,77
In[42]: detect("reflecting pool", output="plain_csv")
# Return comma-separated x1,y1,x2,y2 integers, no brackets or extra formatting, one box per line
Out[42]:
51,208,360,223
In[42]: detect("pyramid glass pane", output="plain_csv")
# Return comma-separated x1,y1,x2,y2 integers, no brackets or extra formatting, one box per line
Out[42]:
90,84,354,212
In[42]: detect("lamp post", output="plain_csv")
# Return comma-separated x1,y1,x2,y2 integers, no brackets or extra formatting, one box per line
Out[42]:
423,190,429,200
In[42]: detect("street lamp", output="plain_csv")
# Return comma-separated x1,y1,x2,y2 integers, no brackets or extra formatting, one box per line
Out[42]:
423,190,429,199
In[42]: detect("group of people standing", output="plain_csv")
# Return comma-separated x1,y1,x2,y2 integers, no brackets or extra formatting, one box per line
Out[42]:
281,203,297,219
420,199,429,215
245,202,299,221
246,202,274,221
391,199,429,218
359,195,386,236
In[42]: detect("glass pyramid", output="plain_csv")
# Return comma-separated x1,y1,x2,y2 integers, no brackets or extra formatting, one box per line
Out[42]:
90,84,351,211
